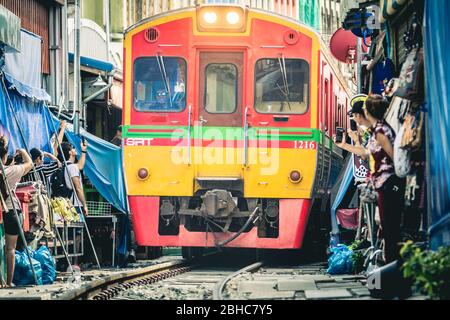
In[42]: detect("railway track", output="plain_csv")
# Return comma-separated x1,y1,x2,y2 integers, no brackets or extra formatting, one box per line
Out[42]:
66,251,371,301
66,254,264,300
62,260,190,300
110,261,264,300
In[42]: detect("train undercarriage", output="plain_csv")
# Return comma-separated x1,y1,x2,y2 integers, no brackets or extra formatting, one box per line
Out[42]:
130,189,331,260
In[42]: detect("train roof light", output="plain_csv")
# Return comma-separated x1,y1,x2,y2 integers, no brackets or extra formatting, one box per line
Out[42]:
203,11,217,24
226,11,240,25
197,5,247,33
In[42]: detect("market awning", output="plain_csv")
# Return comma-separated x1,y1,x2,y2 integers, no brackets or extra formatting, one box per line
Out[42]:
3,29,51,101
68,53,114,73
379,0,408,23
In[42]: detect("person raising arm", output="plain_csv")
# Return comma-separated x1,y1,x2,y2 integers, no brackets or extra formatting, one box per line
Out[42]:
58,142,89,217
52,120,67,157
1,140,34,287
76,139,87,171
335,130,370,159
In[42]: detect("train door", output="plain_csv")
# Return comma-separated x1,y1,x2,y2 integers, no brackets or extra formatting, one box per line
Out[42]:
318,68,332,194
196,51,244,178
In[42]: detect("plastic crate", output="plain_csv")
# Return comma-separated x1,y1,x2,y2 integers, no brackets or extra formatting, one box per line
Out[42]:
86,201,112,216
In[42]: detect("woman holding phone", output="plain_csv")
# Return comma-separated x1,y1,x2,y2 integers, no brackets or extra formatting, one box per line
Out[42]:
335,95,405,263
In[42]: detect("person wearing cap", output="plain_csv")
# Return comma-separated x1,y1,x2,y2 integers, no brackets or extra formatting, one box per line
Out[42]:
334,95,373,162
337,94,405,263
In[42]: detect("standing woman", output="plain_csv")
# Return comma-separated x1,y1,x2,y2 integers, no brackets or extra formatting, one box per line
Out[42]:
0,136,33,287
363,95,405,263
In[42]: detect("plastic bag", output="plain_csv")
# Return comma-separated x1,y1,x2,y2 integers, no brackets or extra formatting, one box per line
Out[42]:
13,249,43,286
327,244,354,275
32,246,56,285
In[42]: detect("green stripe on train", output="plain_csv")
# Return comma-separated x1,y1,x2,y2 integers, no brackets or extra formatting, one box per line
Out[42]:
123,125,322,142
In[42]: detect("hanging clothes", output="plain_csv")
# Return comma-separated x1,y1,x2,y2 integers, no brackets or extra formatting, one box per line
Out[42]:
372,58,395,95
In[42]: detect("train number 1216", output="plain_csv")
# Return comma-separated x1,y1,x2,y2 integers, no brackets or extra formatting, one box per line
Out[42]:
294,141,317,150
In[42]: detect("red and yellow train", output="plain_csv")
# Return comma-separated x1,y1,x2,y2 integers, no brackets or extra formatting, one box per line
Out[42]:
122,4,351,258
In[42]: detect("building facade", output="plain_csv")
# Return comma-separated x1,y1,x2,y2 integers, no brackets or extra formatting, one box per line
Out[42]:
0,0,66,104
319,0,341,43
123,0,318,29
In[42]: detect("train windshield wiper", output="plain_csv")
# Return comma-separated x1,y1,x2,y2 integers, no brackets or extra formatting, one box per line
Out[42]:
156,55,173,108
277,55,291,111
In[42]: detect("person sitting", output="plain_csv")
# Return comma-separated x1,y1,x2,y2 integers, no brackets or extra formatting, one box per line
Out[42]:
0,136,33,287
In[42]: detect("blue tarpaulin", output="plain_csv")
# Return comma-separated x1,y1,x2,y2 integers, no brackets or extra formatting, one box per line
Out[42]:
0,75,128,215
63,124,128,214
0,84,55,153
330,158,355,236
424,0,450,249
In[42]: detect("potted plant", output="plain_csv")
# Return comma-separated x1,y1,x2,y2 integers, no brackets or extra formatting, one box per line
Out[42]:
400,241,450,300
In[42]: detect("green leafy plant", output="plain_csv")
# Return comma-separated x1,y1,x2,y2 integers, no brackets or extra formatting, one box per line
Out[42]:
400,241,450,300
349,240,365,274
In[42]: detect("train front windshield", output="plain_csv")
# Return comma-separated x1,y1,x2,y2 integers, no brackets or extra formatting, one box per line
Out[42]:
254,58,309,114
133,57,187,112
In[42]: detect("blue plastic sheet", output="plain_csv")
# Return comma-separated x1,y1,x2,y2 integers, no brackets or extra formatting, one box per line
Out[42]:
62,122,129,214
4,73,50,102
32,246,56,285
13,249,43,286
330,159,354,236
0,82,128,214
424,0,450,249
327,244,354,275
0,84,55,153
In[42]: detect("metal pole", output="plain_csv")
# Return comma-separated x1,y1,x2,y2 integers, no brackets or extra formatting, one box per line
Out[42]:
112,217,116,267
53,224,74,275
45,106,101,269
62,0,69,113
357,37,363,94
104,0,110,63
82,216,101,268
74,0,81,135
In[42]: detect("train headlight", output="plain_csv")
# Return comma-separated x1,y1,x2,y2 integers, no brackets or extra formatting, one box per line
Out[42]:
289,170,302,184
226,11,240,25
203,11,217,24
137,168,150,181
197,5,247,33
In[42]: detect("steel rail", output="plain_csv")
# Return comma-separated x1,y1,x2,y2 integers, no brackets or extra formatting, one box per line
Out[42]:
213,261,263,300
60,260,191,300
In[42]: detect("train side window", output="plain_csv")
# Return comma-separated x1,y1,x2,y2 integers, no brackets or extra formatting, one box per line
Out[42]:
323,80,328,133
254,58,309,114
133,57,186,112
204,63,237,114
333,95,338,132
